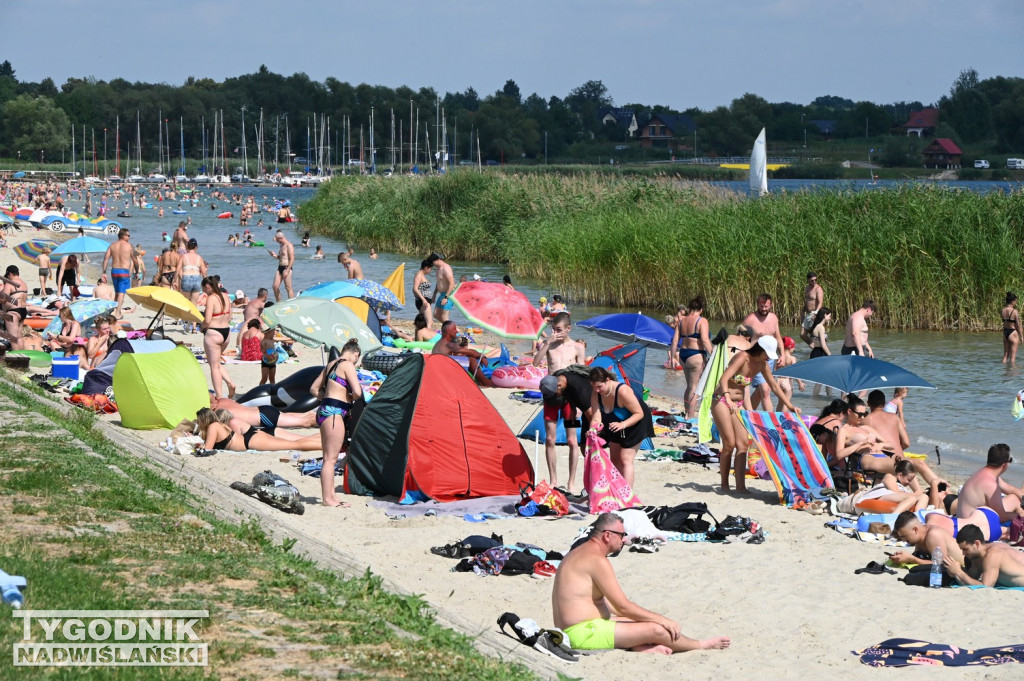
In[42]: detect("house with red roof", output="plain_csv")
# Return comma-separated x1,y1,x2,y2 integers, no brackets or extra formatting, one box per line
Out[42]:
903,108,939,137
922,138,962,169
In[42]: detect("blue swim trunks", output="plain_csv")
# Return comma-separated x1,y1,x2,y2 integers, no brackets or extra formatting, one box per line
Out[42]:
751,358,776,387
111,268,131,294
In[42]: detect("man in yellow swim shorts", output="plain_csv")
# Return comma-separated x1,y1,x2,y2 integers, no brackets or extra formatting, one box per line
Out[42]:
552,513,731,654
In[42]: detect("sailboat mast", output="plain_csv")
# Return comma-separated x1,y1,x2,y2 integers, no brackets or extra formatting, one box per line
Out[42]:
115,116,120,176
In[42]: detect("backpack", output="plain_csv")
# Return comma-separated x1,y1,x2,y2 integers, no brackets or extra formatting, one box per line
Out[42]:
646,502,718,534
556,364,592,380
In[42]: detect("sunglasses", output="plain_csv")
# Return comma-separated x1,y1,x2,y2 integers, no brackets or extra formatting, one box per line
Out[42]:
853,410,869,417
604,529,627,539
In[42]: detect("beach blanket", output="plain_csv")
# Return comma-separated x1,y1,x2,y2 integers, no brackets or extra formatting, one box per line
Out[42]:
369,495,521,519
737,410,833,507
855,638,1024,667
697,345,727,444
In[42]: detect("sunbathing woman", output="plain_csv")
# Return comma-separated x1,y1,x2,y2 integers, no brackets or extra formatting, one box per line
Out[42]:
309,338,363,507
195,407,322,452
210,396,316,433
855,459,928,513
51,305,81,354
711,336,800,493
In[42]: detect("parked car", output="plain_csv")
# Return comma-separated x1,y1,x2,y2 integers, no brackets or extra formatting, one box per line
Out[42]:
1007,158,1024,170
347,159,365,166
974,160,990,169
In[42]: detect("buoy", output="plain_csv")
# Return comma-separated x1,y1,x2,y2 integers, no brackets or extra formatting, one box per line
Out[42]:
217,212,233,219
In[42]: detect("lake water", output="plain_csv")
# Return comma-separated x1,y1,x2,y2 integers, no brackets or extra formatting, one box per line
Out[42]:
83,180,1024,480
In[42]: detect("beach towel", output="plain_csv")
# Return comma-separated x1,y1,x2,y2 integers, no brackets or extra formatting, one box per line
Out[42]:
736,410,833,507
583,432,642,514
855,638,1024,667
697,344,727,444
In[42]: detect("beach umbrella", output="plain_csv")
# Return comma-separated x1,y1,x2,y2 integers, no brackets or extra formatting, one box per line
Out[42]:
299,280,364,301
450,281,546,339
351,278,403,311
0,212,13,224
382,263,406,306
50,236,112,256
334,296,383,340
12,171,25,179
773,355,936,394
126,286,203,326
42,299,117,337
261,296,382,353
13,238,58,265
576,312,675,348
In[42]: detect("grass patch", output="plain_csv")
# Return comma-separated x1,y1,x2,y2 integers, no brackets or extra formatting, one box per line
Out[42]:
301,173,1024,329
0,378,537,681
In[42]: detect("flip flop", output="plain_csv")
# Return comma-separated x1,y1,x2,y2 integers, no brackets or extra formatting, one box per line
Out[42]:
854,561,896,575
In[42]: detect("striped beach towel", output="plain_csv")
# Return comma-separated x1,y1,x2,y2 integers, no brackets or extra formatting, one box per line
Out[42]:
737,410,833,507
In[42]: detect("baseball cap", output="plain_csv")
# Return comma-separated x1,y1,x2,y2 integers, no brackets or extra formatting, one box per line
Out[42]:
472,273,481,281
235,289,244,299
539,375,560,401
757,336,779,360
187,237,198,248
539,296,547,303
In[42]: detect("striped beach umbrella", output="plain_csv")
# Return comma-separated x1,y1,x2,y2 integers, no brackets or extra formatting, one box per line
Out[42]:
13,238,58,265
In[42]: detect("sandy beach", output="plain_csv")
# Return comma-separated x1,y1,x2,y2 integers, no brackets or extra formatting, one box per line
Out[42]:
3,223,1022,680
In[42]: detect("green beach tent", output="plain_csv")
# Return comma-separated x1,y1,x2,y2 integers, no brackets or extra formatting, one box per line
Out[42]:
112,346,210,429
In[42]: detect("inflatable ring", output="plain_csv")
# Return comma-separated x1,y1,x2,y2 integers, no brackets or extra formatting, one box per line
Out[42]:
855,499,900,514
217,212,233,219
393,336,440,351
490,364,547,389
25,317,52,331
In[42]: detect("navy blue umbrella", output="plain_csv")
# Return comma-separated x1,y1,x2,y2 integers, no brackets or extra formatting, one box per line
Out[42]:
774,355,935,394
576,312,675,348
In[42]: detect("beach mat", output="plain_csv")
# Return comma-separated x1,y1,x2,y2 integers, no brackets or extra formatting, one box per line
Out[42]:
369,495,521,519
856,638,1024,667
736,410,833,507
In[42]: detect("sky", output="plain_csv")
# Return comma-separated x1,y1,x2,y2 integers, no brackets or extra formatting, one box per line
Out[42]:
6,0,1022,111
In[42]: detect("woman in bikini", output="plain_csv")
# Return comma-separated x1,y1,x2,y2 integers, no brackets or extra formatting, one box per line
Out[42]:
194,408,321,452
52,305,81,354
200,277,236,400
587,366,655,489
156,247,180,290
413,313,435,342
1001,292,1022,365
55,254,80,299
670,296,713,418
309,338,363,507
711,336,800,493
412,259,434,323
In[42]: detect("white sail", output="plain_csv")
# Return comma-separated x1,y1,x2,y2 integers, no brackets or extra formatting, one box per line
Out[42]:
749,127,768,196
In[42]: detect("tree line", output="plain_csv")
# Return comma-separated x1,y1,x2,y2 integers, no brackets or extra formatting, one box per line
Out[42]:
0,61,1021,169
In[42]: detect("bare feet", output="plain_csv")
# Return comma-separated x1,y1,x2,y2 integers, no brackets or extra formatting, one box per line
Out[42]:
699,636,731,650
227,382,236,399
632,643,672,655
323,500,350,508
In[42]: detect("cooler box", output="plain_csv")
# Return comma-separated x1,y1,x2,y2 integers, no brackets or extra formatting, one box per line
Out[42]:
52,356,80,381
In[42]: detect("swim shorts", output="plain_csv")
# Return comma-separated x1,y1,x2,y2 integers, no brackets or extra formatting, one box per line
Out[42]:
563,619,615,651
841,345,860,356
111,268,131,294
543,399,574,423
750,358,776,387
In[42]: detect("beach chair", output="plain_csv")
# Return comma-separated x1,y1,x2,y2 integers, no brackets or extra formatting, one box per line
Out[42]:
736,410,834,507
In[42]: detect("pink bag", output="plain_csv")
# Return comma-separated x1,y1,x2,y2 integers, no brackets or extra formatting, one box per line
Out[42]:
583,432,642,514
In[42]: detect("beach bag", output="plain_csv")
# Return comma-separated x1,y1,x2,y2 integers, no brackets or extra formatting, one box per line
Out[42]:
517,481,569,517
583,432,642,514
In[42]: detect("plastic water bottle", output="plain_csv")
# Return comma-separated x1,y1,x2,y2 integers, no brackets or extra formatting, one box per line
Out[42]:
929,546,944,588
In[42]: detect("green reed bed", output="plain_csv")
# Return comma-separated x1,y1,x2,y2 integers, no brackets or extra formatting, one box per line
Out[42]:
300,173,1024,329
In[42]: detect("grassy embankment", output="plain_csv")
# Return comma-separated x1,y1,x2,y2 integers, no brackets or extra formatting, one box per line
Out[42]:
301,172,1024,330
0,379,536,681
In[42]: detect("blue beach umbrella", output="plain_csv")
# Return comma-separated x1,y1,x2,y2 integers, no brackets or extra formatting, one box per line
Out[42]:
12,171,25,179
774,355,935,394
42,299,117,337
51,236,112,256
299,280,365,301
0,212,13,224
351,279,403,311
577,312,675,348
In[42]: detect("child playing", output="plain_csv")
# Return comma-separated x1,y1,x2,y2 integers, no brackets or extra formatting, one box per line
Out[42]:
260,326,279,385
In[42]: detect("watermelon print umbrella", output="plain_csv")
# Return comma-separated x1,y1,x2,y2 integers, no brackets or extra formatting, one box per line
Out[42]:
451,281,546,339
